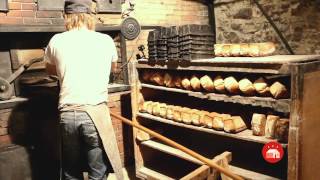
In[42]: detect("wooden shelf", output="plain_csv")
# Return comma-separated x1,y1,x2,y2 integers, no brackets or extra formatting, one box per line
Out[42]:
141,83,290,113
136,55,320,74
138,167,175,180
137,113,287,148
140,140,280,180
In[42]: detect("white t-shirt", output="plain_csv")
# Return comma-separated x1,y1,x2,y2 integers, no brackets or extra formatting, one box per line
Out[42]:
44,28,118,108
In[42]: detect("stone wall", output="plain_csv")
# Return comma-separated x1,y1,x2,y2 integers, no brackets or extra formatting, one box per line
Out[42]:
214,0,320,54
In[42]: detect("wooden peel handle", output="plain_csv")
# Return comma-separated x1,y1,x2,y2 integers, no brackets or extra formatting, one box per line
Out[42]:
110,112,244,180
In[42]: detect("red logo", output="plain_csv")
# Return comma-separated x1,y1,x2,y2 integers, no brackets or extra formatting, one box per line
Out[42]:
262,141,284,163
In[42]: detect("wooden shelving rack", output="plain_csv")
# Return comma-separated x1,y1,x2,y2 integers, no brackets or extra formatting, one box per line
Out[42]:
130,55,320,180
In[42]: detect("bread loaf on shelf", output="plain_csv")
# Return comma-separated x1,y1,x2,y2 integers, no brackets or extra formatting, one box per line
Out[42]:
223,116,247,133
136,130,152,141
270,81,288,99
159,103,167,118
230,44,241,57
224,76,240,94
152,102,161,116
200,75,215,92
239,78,256,95
251,113,267,136
248,43,260,57
173,106,183,122
213,76,226,93
173,75,183,88
166,105,175,120
240,43,250,56
190,109,201,126
221,44,231,57
147,101,154,114
181,107,192,124
151,72,165,86
182,76,192,90
214,44,224,57
199,111,209,126
258,42,276,57
212,114,231,131
265,115,280,139
164,73,175,88
140,101,153,113
275,118,289,143
253,77,270,96
203,112,219,128
190,75,202,91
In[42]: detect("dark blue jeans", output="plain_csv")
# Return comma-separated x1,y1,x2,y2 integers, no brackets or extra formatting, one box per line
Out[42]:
60,110,108,180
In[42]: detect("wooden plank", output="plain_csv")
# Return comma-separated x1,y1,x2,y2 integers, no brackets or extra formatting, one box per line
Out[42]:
229,166,280,180
141,140,203,165
137,113,287,148
181,164,211,180
136,61,283,74
300,70,320,180
138,167,175,180
141,83,290,113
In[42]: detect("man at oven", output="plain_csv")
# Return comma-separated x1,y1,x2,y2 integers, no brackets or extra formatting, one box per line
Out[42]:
45,0,123,179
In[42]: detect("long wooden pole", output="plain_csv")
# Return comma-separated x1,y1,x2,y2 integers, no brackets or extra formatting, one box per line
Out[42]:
110,112,244,180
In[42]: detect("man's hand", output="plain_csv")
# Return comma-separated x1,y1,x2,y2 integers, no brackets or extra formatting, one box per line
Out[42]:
46,63,57,76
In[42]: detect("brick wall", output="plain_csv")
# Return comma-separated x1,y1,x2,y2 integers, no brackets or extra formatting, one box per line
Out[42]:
214,0,320,55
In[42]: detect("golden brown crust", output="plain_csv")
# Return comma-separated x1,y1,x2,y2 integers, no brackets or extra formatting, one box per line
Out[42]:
275,118,289,143
213,76,226,93
265,115,280,139
190,75,201,91
200,75,215,92
173,75,183,88
181,76,192,90
270,81,288,99
251,113,267,136
258,42,276,56
253,77,270,96
151,72,165,86
224,76,240,94
239,78,256,95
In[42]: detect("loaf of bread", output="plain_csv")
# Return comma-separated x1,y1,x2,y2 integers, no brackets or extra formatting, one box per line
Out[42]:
265,115,280,139
224,116,247,133
239,78,255,95
164,73,175,88
159,103,167,118
212,114,231,131
213,76,226,93
240,43,250,56
221,44,231,57
142,71,153,82
253,77,270,96
275,119,289,143
191,109,201,126
258,42,276,56
136,130,152,141
140,101,153,113
200,75,215,92
251,113,267,136
270,81,288,99
173,106,183,122
150,72,165,86
230,44,241,57
173,75,183,88
166,105,175,120
182,76,192,90
181,107,192,124
190,75,201,91
203,112,215,128
147,101,154,114
214,44,224,57
199,111,209,126
224,76,240,94
152,102,161,116
248,43,260,57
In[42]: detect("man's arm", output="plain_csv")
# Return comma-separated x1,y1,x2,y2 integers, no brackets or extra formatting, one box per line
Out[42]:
111,62,119,73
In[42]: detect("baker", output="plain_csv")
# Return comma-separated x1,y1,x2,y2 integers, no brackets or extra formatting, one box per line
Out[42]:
45,0,123,179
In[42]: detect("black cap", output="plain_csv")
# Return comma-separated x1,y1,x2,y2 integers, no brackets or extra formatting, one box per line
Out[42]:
64,0,92,14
